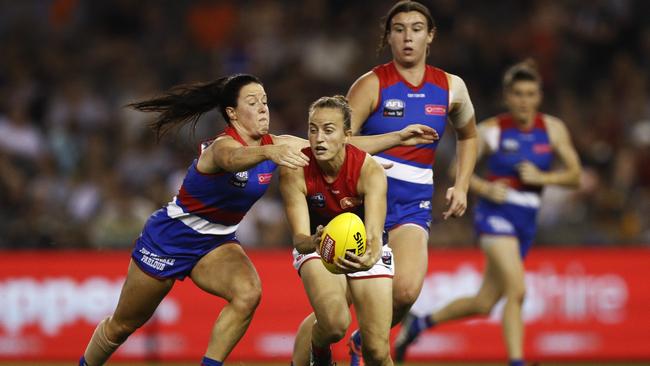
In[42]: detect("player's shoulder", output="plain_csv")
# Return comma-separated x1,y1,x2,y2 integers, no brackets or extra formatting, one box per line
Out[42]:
478,116,500,128
350,70,379,91
541,113,565,128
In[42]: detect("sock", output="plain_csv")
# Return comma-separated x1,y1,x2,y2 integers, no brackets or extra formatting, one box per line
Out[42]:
79,356,88,366
424,314,437,329
201,356,223,366
509,359,525,366
311,342,332,360
82,317,122,366
351,329,362,345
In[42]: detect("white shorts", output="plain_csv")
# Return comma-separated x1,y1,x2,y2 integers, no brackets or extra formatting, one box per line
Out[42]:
292,246,394,279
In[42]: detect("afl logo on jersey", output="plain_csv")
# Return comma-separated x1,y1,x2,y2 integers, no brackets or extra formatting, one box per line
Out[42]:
502,138,520,152
383,99,404,117
309,193,326,208
231,171,249,188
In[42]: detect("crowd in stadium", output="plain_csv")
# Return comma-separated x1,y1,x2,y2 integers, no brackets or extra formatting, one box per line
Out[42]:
1,0,649,249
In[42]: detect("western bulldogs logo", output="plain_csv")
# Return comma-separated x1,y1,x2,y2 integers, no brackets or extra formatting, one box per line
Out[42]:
309,193,326,208
382,99,404,117
231,171,249,188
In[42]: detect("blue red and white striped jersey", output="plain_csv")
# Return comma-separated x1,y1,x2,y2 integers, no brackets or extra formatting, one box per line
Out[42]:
303,144,366,232
483,113,554,208
146,127,276,245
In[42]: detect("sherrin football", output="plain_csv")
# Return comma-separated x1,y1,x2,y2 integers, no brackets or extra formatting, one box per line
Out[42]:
319,212,367,274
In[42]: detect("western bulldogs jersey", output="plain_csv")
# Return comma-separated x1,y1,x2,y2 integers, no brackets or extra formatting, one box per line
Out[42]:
485,113,554,202
144,126,277,247
303,144,366,232
362,61,450,229
475,113,554,257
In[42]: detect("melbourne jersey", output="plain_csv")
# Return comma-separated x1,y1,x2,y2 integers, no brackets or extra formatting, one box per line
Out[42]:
144,126,277,248
362,61,450,229
303,144,366,232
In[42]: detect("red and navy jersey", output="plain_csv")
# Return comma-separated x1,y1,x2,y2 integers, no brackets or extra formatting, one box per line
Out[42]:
486,113,554,194
303,144,367,232
143,126,277,247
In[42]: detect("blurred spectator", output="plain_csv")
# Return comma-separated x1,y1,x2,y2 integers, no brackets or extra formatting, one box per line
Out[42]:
0,0,648,249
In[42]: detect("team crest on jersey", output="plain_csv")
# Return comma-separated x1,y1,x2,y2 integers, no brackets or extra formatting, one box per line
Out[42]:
502,138,520,152
383,99,404,117
231,171,249,188
309,193,325,208
340,196,362,209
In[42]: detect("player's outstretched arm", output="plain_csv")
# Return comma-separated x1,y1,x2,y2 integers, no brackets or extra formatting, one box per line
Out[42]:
279,165,319,254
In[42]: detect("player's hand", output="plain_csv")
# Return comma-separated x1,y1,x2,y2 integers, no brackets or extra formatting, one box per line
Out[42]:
334,245,376,273
266,144,309,169
397,124,439,146
312,225,325,254
517,161,546,186
442,186,468,220
484,181,509,203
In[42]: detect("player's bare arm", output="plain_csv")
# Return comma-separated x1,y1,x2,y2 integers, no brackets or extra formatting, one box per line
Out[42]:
279,166,319,254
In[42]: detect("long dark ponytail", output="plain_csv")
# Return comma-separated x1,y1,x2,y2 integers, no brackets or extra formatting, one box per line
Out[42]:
129,74,262,139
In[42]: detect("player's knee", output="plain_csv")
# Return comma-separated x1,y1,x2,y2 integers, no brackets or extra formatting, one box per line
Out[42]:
505,284,526,304
393,285,419,310
231,279,262,315
107,317,141,343
317,311,350,342
361,337,390,365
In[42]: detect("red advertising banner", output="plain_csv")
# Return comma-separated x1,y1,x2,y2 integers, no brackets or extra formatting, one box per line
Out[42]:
0,248,648,362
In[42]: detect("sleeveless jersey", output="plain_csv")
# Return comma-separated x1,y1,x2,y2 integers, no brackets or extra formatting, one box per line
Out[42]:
361,61,450,229
145,126,277,247
484,113,554,208
303,144,366,232
474,113,554,258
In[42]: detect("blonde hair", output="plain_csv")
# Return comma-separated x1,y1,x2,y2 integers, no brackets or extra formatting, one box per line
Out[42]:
308,95,352,130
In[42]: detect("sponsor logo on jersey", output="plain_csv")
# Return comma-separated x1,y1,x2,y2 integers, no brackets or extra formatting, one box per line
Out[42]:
407,93,426,98
231,171,249,188
533,143,552,154
309,193,326,208
340,196,362,209
258,173,273,184
383,99,405,117
138,248,176,272
419,200,431,209
424,104,446,116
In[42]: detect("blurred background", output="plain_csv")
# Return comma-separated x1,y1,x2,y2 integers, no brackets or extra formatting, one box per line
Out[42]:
1,0,649,250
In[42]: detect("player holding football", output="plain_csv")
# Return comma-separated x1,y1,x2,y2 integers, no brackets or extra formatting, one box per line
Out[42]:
281,96,396,366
